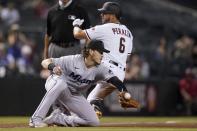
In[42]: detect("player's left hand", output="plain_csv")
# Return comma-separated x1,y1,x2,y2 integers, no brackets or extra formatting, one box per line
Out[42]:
73,19,84,27
118,91,140,108
53,66,62,76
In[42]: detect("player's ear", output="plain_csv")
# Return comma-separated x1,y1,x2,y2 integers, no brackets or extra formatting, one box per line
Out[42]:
89,49,94,55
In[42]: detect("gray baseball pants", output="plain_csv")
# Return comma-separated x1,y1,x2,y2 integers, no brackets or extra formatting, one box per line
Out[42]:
31,75,99,126
48,42,81,110
48,43,81,58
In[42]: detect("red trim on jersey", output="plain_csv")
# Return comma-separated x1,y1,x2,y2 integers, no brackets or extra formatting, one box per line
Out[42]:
85,30,91,40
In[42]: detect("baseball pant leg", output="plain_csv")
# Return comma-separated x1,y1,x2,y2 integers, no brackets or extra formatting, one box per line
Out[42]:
52,87,99,127
31,75,67,120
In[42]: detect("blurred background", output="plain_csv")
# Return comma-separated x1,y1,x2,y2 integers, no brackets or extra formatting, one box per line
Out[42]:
0,0,196,116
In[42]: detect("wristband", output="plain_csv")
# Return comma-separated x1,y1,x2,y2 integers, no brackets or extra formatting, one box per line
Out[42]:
48,63,56,71
74,25,80,27
107,76,128,92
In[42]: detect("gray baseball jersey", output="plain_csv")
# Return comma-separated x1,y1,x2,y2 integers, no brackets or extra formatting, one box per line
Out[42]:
52,54,114,93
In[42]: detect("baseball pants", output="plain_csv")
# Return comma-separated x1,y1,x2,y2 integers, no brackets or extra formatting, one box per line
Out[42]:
87,60,125,101
31,75,99,126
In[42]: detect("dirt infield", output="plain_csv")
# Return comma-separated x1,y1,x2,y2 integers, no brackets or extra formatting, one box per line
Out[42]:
100,122,197,128
0,122,197,128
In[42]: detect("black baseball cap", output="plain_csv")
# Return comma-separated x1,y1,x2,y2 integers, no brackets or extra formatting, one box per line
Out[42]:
87,40,110,53
98,2,121,17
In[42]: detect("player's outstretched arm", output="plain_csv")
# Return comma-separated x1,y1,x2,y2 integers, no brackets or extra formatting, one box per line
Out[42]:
107,76,140,108
72,19,88,40
107,76,127,92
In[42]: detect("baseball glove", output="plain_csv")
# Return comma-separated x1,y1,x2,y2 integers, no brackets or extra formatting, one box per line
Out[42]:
118,91,140,108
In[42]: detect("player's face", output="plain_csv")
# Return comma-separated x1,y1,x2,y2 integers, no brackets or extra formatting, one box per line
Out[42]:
100,13,111,24
91,50,103,65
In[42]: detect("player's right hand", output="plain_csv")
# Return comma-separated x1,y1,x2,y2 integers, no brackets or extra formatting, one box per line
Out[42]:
53,66,62,76
72,19,84,27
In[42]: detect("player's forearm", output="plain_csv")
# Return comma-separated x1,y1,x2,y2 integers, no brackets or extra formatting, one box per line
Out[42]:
41,58,62,75
41,58,53,69
73,27,87,39
107,76,128,92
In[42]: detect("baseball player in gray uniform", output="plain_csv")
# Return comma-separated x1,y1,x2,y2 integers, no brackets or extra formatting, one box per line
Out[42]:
29,40,130,127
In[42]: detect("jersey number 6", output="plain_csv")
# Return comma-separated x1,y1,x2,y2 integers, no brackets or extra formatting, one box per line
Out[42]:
119,37,125,53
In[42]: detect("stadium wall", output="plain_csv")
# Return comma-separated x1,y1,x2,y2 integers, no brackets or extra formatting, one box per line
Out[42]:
0,78,183,116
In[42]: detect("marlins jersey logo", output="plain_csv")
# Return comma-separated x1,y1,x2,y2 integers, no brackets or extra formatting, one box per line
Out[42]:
69,72,92,84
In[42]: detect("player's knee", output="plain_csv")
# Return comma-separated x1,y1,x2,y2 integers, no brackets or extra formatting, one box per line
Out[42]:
56,79,67,91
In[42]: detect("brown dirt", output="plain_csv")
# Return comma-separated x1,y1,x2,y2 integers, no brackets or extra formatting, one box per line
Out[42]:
0,123,27,128
100,122,197,128
0,122,197,128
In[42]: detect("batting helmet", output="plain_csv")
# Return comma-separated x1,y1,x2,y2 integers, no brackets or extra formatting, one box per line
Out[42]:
98,2,122,19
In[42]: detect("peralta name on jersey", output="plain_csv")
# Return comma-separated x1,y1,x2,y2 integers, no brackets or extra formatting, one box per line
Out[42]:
112,28,131,38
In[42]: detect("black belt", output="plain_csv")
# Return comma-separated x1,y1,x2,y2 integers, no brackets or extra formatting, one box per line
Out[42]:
109,60,126,71
52,42,75,48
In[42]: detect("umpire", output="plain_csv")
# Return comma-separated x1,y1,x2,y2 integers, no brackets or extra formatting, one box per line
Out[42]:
44,0,90,59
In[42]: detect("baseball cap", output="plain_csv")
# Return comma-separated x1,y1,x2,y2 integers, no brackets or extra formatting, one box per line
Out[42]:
87,40,110,53
98,2,121,17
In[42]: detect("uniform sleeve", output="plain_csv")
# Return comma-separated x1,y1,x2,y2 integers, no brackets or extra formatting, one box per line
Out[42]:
95,65,115,81
46,11,51,36
85,25,104,40
52,56,70,71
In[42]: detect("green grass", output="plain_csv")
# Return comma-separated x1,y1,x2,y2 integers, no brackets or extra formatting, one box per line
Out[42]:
1,127,197,131
0,116,196,131
0,117,27,124
101,116,197,123
0,116,196,123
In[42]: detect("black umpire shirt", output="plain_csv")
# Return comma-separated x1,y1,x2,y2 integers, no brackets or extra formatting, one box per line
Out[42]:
46,0,90,44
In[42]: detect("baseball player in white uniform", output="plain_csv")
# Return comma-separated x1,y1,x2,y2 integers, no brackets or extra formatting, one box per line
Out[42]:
29,40,131,127
72,2,134,117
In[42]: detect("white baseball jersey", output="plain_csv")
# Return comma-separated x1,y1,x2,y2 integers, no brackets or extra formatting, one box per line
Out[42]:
52,54,114,93
85,23,133,81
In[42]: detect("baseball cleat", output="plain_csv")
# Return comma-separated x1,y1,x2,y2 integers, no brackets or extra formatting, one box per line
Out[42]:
29,119,48,128
95,110,102,119
92,104,103,119
44,108,62,125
